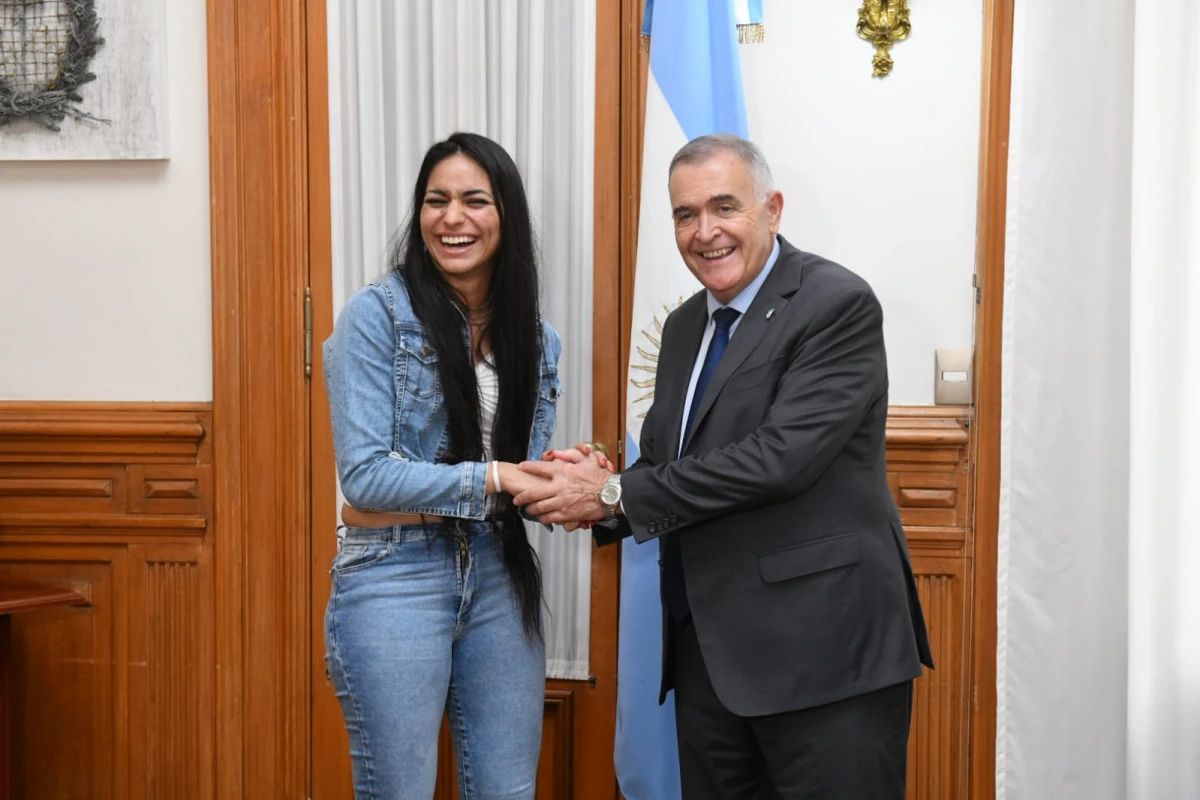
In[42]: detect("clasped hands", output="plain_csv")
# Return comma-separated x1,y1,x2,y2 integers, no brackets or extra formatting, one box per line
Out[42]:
502,443,616,529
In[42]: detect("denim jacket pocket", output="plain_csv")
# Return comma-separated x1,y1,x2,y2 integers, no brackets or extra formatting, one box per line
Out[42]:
396,325,443,439
531,367,562,458
397,326,440,400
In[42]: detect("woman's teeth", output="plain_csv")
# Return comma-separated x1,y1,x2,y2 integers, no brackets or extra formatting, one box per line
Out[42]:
444,235,475,250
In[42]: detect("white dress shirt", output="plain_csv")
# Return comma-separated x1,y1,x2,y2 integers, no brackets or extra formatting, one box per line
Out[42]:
678,236,782,456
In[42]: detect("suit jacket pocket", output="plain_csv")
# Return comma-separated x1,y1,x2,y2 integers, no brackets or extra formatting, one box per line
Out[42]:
758,532,862,584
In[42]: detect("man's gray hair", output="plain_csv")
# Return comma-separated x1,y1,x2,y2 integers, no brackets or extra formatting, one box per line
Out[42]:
668,134,775,201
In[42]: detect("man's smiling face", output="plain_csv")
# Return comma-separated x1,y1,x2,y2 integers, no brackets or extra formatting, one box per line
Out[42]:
669,149,783,304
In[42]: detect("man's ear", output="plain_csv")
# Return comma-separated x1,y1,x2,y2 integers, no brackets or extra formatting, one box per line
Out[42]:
766,190,784,235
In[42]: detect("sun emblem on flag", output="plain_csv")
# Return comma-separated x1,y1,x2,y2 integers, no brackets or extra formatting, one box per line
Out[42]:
629,298,686,418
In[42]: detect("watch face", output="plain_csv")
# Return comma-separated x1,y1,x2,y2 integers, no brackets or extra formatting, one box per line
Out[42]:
600,482,620,506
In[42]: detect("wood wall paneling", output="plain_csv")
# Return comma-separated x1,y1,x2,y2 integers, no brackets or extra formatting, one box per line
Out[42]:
0,403,213,800
539,688,578,798
131,543,212,800
909,559,970,799
0,615,8,797
0,553,116,799
887,407,973,799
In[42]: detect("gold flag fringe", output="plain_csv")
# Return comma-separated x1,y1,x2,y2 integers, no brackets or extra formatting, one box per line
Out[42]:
643,25,762,52
737,23,765,44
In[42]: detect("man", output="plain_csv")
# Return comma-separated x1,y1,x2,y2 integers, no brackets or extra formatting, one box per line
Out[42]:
516,134,933,798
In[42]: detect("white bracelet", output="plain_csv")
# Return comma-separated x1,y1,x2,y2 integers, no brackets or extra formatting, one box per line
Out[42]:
491,461,502,494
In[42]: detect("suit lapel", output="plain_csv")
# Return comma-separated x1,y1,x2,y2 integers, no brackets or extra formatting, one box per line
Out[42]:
681,240,805,454
661,295,708,463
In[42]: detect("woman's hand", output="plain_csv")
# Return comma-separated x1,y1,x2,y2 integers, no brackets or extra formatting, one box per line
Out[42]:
543,442,615,471
492,461,553,497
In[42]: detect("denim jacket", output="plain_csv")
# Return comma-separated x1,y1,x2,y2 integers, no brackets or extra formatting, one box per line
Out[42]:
324,272,562,518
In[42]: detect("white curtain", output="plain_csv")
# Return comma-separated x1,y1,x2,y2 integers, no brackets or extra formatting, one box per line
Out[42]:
327,0,597,681
1127,2,1200,795
997,0,1200,797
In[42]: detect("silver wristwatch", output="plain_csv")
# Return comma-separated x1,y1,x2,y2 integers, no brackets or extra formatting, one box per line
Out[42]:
598,473,622,516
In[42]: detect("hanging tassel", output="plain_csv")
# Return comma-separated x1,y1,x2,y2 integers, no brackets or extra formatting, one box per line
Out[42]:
737,23,765,44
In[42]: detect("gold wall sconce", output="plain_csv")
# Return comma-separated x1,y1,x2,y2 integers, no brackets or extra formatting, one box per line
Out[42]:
857,0,911,77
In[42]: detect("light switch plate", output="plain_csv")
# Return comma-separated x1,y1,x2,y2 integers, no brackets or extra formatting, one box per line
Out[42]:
935,349,973,405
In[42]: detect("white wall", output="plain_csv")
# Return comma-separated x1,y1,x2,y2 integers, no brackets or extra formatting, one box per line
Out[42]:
742,0,983,404
0,1,212,401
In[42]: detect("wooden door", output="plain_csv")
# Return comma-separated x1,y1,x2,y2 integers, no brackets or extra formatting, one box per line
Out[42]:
306,2,624,797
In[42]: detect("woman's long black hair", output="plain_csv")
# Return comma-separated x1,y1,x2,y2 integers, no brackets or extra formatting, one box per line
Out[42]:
391,132,544,638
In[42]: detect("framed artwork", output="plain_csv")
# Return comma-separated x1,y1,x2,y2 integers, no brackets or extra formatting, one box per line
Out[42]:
0,0,168,160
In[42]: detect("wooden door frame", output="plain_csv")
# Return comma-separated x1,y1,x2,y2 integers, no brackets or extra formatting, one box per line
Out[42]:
208,0,314,795
306,0,347,795
575,0,623,795
969,0,1015,797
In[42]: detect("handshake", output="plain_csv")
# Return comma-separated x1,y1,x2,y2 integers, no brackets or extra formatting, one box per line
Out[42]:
502,443,618,530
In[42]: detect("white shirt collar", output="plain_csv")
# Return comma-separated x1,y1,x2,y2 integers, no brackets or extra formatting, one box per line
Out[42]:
706,236,782,320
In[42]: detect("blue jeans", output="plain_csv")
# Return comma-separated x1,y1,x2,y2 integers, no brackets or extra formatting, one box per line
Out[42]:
325,522,545,799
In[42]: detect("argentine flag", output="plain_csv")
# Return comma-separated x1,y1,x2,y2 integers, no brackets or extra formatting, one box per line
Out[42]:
616,1,763,798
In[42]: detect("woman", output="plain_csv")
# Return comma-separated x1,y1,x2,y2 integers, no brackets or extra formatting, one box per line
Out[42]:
323,132,560,799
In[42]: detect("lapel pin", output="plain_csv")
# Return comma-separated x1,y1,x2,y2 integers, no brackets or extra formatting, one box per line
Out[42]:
765,308,776,320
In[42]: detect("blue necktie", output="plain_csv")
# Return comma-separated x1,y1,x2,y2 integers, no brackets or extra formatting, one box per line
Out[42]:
664,307,741,623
